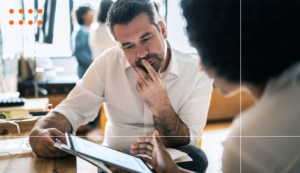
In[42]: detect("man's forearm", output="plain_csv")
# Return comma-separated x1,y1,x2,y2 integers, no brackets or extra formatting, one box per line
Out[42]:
153,106,190,148
33,111,73,133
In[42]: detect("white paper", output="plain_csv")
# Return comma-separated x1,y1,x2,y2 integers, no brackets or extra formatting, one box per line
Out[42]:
135,148,193,164
0,137,32,156
166,148,193,163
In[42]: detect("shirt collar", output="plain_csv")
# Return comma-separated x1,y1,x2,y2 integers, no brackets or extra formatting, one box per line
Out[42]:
160,43,179,79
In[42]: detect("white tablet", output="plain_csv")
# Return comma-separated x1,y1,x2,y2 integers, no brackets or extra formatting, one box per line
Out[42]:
66,133,152,173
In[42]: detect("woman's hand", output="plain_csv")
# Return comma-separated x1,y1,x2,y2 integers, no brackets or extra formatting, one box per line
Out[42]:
130,130,187,173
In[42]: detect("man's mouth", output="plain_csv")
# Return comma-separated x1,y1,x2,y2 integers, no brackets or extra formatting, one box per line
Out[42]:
135,53,161,73
135,59,154,73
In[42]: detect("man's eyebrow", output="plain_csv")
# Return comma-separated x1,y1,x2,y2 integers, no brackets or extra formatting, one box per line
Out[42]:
120,32,153,47
141,32,152,39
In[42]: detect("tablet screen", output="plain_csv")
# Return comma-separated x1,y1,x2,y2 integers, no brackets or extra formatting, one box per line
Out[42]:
67,134,152,173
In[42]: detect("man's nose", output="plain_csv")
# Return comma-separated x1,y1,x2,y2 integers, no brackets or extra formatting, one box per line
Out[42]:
136,44,148,58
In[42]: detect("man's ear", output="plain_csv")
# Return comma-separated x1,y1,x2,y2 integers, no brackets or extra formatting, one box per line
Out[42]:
159,21,167,39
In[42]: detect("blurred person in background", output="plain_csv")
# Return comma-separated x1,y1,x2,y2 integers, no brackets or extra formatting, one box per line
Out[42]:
89,0,117,60
72,5,94,79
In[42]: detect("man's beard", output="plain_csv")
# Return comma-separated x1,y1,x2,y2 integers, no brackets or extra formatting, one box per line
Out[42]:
135,53,163,73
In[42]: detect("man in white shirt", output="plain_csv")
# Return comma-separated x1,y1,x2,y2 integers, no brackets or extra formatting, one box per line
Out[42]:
29,0,212,172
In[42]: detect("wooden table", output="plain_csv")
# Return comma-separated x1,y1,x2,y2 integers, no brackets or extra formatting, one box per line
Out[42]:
0,121,98,173
0,131,77,173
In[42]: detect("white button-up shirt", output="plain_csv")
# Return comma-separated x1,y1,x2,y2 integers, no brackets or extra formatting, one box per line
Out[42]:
55,46,213,153
222,62,300,172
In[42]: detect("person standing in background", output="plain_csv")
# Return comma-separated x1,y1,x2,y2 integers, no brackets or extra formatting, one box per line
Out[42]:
72,5,94,79
89,0,117,60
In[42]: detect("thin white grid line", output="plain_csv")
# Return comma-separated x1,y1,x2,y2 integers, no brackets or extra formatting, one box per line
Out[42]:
239,0,242,172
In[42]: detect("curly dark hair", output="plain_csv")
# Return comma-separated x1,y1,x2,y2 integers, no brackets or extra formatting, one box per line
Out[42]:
107,0,160,40
181,0,300,85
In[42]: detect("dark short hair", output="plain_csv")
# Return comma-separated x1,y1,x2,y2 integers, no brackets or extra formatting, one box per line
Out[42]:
181,0,300,85
76,5,93,25
107,0,160,40
97,0,113,23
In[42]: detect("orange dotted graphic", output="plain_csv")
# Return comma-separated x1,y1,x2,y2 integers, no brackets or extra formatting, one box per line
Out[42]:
37,20,43,25
38,9,43,14
28,9,33,14
8,8,43,25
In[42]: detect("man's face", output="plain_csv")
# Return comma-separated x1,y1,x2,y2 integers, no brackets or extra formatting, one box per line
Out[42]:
113,13,167,73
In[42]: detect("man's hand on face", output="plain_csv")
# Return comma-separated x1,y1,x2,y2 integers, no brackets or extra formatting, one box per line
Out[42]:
135,60,169,115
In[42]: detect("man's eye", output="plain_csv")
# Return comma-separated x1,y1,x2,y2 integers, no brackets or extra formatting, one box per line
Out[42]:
123,45,134,50
141,35,152,43
142,37,150,42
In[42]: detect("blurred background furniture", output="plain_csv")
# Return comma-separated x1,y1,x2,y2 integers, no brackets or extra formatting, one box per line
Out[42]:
207,88,254,122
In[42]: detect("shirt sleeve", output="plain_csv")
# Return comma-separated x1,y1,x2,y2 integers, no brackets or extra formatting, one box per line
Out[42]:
54,55,107,131
174,69,213,145
187,73,213,145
